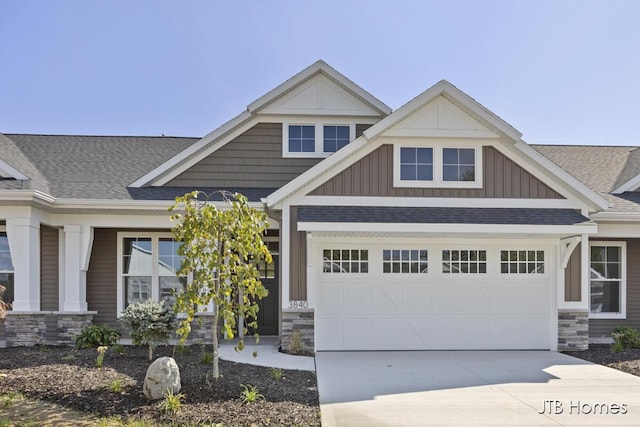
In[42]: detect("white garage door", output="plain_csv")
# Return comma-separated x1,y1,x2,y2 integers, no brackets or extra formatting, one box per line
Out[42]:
315,242,554,351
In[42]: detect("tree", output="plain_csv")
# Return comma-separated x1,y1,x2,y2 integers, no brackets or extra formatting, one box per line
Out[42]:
169,191,271,379
0,285,9,320
119,299,177,360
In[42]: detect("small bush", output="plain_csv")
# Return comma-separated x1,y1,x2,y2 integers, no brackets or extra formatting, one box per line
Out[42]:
271,367,284,380
612,326,640,352
113,344,126,355
75,324,121,349
107,378,124,394
96,346,108,368
200,352,213,364
240,384,264,404
159,390,185,414
119,300,177,360
288,329,303,354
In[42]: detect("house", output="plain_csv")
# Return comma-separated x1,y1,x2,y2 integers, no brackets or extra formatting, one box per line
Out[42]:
0,60,638,352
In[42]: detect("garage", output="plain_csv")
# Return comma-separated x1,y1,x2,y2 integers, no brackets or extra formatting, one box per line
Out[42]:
314,240,554,351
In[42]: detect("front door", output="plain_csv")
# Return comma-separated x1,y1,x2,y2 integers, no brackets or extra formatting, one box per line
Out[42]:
248,239,279,336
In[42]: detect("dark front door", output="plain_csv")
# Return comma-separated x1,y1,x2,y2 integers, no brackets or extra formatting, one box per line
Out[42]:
249,254,279,336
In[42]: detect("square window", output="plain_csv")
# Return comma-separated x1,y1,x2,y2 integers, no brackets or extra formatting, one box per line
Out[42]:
400,147,433,182
323,125,351,153
289,125,315,153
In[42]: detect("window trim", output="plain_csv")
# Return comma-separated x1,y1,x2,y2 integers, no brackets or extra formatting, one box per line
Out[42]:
589,241,626,319
283,122,355,158
116,232,185,316
393,141,483,188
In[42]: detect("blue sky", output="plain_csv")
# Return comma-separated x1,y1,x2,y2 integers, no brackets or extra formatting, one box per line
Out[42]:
1,0,638,145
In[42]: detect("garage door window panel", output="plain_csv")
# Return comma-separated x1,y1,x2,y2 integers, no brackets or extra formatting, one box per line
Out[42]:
443,250,486,274
500,250,545,274
383,249,428,273
590,243,625,318
323,249,368,273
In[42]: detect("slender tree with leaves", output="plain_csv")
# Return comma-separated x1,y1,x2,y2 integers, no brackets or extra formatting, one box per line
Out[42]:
169,191,271,379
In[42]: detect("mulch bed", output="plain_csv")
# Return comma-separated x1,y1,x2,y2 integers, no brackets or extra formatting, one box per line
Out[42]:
0,344,319,426
565,344,640,377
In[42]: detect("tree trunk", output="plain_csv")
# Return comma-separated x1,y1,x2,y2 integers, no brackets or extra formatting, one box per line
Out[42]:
212,307,220,379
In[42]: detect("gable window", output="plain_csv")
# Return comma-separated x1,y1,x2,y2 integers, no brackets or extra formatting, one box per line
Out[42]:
283,122,355,157
394,143,482,188
288,125,315,153
443,148,475,181
323,125,350,153
118,233,187,313
590,243,626,318
400,148,433,181
0,232,13,309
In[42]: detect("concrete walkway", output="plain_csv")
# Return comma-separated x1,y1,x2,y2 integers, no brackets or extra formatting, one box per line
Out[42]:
316,350,640,426
218,336,315,371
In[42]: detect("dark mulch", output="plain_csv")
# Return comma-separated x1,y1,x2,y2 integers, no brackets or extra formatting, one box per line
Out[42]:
565,344,640,377
0,345,319,426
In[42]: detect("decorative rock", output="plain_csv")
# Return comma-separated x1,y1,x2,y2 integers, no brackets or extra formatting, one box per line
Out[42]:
143,356,181,400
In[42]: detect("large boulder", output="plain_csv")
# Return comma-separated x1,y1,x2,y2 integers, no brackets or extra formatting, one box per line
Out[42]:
143,356,181,400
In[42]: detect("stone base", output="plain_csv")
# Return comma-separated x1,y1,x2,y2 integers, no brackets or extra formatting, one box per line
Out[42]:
558,309,589,351
177,314,216,345
282,309,314,353
4,312,47,347
55,312,94,345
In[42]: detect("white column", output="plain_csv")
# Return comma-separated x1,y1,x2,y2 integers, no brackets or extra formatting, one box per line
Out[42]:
61,225,88,311
6,217,40,311
580,233,590,308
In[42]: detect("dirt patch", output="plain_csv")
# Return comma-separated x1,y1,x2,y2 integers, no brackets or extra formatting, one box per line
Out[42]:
0,345,319,426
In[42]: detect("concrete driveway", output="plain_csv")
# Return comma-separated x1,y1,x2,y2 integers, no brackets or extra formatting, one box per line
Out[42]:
315,351,640,426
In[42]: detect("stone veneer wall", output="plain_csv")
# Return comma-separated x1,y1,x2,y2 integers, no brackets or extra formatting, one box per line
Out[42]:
56,313,94,345
558,309,589,351
282,309,314,352
4,313,47,347
181,314,216,345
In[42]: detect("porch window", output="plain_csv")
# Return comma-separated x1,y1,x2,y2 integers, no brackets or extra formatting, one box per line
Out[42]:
0,232,13,309
442,250,486,274
119,233,186,312
323,249,368,273
382,249,428,273
590,243,626,318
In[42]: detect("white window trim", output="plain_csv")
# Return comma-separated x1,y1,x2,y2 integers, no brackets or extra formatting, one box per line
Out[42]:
283,122,355,158
589,241,626,320
393,141,483,188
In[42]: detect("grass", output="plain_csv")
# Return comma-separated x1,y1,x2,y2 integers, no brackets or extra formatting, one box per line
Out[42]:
158,390,185,414
61,354,76,361
240,384,264,404
107,378,125,394
271,367,284,380
0,391,24,409
200,352,214,364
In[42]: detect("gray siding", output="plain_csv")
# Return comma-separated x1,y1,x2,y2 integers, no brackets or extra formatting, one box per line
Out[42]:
289,206,307,300
564,243,581,302
310,145,564,198
167,123,322,188
40,225,59,311
590,239,640,338
87,229,118,328
356,123,372,137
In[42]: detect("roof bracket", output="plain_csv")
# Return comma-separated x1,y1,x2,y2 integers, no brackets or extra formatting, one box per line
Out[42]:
560,236,581,269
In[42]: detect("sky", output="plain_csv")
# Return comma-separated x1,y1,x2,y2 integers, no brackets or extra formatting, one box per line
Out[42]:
1,0,639,146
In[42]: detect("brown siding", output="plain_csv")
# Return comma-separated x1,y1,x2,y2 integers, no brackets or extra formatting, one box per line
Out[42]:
564,243,581,302
40,225,59,311
87,229,118,328
167,123,322,188
289,206,307,300
590,239,640,338
310,145,564,198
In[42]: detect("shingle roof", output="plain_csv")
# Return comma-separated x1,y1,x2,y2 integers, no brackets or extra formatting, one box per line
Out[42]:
298,206,590,225
532,145,640,213
128,187,278,202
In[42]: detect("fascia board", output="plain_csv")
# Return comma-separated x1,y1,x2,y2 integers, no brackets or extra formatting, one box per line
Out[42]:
297,221,598,235
129,111,253,188
247,60,391,116
612,174,640,194
0,158,29,180
590,211,640,222
513,141,610,211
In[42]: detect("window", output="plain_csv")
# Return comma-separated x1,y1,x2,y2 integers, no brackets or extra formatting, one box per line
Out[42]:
394,144,482,188
443,148,475,181
0,232,13,309
400,148,433,181
283,123,355,157
288,125,315,153
383,249,428,273
323,249,368,273
500,250,545,274
442,250,486,274
590,243,625,318
323,125,350,153
119,234,186,311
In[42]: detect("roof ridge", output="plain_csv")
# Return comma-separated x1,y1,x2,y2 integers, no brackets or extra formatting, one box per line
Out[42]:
2,133,201,139
532,143,640,148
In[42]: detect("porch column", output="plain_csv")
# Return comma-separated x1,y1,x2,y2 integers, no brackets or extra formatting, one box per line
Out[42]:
60,225,91,312
6,217,40,311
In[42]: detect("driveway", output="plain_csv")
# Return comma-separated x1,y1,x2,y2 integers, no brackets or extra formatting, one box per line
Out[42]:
315,351,640,426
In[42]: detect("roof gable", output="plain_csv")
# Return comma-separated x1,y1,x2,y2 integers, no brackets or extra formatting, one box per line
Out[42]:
130,60,390,188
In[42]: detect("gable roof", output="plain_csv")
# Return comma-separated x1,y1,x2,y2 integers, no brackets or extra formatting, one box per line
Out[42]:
266,80,610,212
129,60,391,188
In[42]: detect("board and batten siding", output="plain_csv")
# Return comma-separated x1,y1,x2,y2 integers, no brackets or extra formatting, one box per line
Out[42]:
87,228,118,328
310,145,564,198
289,206,307,301
564,243,581,302
40,225,59,311
590,238,640,338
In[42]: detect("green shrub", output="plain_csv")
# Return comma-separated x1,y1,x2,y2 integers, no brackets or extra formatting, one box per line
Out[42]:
288,329,303,354
200,352,213,364
107,378,124,394
96,346,108,368
271,367,283,380
119,300,177,360
612,326,640,352
113,344,126,355
75,324,121,349
159,390,185,414
240,384,264,404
